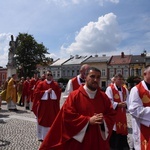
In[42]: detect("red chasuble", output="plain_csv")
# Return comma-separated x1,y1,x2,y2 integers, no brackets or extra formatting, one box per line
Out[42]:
22,80,30,102
29,78,39,102
39,85,116,150
34,80,61,127
136,82,150,150
110,84,128,135
71,76,81,90
32,80,43,115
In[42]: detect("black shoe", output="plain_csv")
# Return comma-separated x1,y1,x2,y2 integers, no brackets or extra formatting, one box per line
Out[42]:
26,106,30,110
38,139,43,142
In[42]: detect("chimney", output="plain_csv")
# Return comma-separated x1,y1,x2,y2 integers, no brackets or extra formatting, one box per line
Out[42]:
75,55,79,59
121,52,124,58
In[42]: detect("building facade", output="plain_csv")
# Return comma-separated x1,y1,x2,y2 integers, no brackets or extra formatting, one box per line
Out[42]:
0,67,7,88
1,52,150,88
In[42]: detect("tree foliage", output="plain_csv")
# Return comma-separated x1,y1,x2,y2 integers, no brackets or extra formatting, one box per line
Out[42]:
14,33,51,78
57,78,69,84
126,75,141,84
126,76,135,83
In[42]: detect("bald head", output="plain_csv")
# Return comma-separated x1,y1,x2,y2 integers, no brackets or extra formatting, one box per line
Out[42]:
80,64,90,79
143,65,150,83
144,65,150,74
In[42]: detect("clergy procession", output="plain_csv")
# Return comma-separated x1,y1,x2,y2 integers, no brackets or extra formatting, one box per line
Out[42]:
0,65,150,150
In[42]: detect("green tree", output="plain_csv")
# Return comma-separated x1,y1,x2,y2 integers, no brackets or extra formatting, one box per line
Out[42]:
57,78,69,84
126,75,141,90
14,33,51,78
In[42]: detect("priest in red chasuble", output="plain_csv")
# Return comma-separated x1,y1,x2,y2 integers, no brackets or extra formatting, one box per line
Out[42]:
39,67,116,150
34,71,61,141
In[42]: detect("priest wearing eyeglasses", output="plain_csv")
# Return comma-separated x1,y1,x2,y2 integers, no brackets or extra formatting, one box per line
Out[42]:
33,70,61,142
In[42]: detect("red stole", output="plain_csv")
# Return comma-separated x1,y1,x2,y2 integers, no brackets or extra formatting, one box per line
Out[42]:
136,82,150,150
71,77,80,91
111,84,128,135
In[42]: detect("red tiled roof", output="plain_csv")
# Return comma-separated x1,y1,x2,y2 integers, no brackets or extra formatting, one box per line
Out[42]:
109,55,132,65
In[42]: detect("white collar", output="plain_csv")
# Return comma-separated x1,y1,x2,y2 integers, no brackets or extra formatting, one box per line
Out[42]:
46,79,52,84
83,85,97,99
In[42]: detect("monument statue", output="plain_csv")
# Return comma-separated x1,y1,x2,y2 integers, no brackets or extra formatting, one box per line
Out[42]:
8,35,16,66
7,35,17,77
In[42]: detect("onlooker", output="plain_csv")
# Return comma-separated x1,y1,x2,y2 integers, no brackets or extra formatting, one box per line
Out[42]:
128,65,150,150
6,74,18,111
63,64,89,102
105,73,129,150
34,70,61,141
39,67,116,150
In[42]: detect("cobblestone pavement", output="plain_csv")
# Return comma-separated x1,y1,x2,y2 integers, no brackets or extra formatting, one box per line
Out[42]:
0,93,65,150
0,93,134,150
0,102,41,150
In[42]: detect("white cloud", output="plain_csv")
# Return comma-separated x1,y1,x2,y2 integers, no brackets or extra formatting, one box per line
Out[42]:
45,0,119,6
0,33,12,67
107,0,119,4
72,0,81,4
61,13,121,57
45,53,57,59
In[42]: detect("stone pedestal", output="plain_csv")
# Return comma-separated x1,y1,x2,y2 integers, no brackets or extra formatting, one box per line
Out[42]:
7,65,16,77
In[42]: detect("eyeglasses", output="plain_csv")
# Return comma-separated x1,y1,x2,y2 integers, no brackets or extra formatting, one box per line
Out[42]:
47,74,52,76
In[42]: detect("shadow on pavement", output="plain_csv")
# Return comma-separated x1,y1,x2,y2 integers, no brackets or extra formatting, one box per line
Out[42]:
0,140,10,147
0,114,9,118
15,110,29,114
0,109,9,113
0,120,7,124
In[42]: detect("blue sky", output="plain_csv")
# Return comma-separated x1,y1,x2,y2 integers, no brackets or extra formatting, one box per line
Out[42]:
0,0,150,67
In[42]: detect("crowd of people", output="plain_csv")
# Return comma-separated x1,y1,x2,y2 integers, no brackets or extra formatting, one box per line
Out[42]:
0,64,150,150
0,73,37,111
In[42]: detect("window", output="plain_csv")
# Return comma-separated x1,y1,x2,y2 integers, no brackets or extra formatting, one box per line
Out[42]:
53,73,55,77
136,68,141,76
56,71,59,77
2,74,5,80
123,69,128,77
57,73,60,77
72,70,74,76
109,69,114,78
101,81,106,87
131,68,134,76
67,70,70,76
116,69,122,74
63,70,65,76
101,69,106,77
